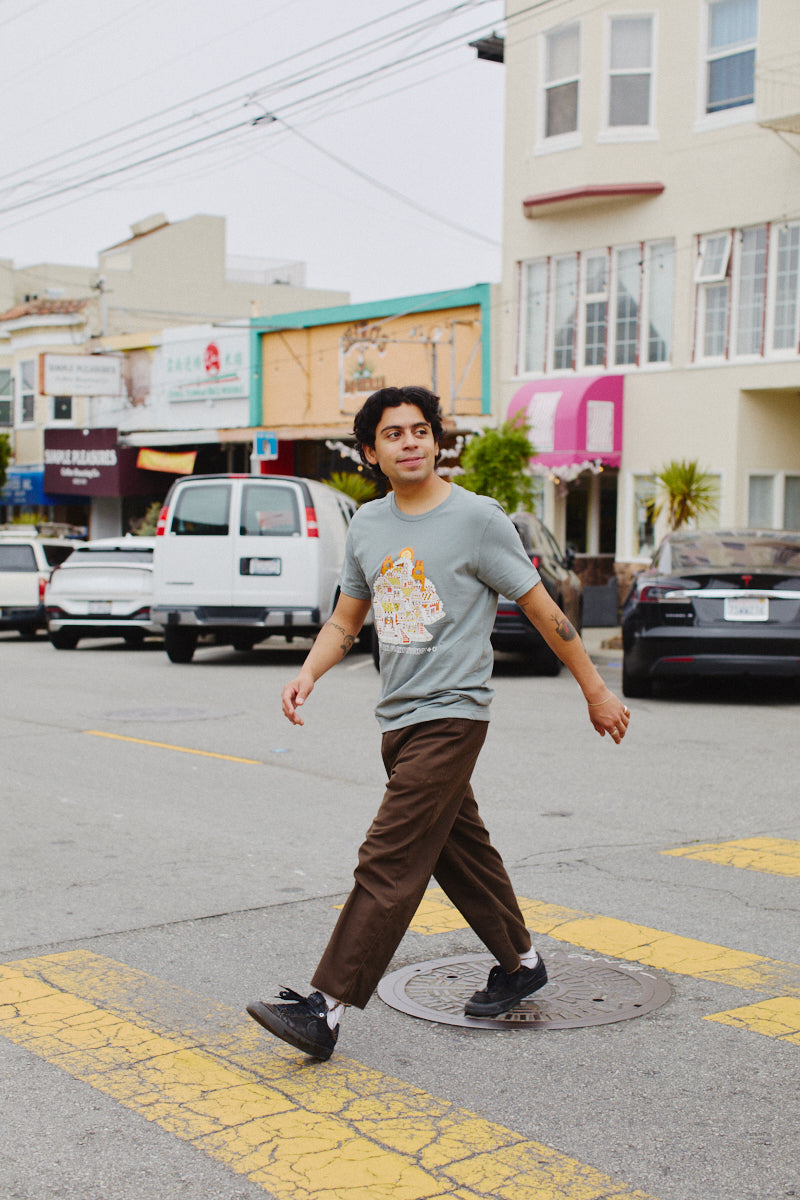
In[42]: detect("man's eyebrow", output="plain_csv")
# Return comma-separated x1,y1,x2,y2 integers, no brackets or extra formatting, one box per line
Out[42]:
378,420,432,433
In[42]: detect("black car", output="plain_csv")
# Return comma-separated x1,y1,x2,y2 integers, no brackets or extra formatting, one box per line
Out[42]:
490,511,583,675
621,528,800,697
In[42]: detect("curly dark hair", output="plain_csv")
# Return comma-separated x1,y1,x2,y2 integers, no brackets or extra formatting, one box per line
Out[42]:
352,385,444,479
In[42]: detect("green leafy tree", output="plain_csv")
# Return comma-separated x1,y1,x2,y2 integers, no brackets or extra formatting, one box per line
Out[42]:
455,417,536,514
327,470,377,506
0,432,10,493
654,459,719,531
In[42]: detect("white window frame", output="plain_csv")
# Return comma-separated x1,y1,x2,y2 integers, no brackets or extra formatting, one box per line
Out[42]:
537,22,582,153
695,0,758,131
518,240,675,377
694,225,773,362
599,12,658,142
579,250,610,368
18,359,36,425
747,471,800,529
0,368,12,427
765,221,800,357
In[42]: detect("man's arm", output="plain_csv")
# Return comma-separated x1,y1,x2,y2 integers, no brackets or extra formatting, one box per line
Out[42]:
281,593,372,726
516,581,630,743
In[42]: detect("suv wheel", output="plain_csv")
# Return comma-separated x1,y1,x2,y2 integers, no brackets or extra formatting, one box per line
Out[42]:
622,660,652,698
164,628,197,663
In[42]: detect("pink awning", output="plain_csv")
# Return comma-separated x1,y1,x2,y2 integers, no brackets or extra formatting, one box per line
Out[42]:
507,375,624,472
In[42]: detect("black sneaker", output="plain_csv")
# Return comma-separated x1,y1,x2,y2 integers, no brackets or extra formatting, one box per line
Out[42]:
247,988,338,1061
464,957,548,1017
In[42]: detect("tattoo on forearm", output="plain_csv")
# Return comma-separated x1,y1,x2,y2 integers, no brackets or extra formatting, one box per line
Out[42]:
551,614,577,643
328,621,355,655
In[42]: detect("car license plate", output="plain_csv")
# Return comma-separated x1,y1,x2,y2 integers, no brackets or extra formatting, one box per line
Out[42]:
250,558,281,576
88,600,113,615
723,596,768,622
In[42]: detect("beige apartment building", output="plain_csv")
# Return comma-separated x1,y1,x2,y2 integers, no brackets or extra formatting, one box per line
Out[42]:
500,0,800,573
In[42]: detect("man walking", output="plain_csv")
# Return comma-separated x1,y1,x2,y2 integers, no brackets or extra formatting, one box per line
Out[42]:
247,385,629,1060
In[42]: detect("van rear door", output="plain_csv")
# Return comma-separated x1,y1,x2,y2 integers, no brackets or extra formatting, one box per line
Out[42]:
155,480,235,608
234,479,320,615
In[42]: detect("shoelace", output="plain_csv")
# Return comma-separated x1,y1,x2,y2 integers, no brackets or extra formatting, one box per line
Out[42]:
277,987,325,1016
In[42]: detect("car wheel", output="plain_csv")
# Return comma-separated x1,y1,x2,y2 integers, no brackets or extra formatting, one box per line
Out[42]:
18,625,38,640
231,634,258,652
164,628,197,663
124,631,145,647
622,660,652,698
49,630,79,650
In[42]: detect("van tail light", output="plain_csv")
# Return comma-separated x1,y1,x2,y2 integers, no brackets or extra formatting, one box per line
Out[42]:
305,505,319,537
155,504,169,536
531,555,541,570
38,575,48,602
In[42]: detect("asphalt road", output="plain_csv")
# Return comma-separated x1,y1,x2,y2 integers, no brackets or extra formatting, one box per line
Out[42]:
1,629,799,1200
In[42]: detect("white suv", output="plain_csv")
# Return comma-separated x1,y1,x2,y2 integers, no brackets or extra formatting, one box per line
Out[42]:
0,528,79,638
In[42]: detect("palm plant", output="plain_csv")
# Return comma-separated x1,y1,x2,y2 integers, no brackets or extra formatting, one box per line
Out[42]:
654,459,719,531
327,470,378,506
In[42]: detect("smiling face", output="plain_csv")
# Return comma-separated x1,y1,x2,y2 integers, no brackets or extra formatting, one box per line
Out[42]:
363,403,440,489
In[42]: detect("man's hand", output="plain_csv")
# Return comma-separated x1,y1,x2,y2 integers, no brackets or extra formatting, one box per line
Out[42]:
586,692,631,744
281,671,315,726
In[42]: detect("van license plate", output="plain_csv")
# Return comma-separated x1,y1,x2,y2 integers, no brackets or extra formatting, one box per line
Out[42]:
250,558,281,576
724,596,768,621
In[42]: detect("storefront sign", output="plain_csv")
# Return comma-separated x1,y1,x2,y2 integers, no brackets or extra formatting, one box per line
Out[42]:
41,354,122,397
44,428,164,497
163,332,249,402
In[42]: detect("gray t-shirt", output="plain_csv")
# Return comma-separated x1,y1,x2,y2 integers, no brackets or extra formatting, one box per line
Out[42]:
339,484,541,730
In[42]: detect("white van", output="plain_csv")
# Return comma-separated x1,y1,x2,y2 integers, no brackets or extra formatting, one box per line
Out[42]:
151,474,365,662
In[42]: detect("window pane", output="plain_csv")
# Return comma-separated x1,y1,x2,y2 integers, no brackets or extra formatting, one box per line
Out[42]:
171,484,231,535
634,475,657,557
546,81,578,137
21,395,35,422
546,25,579,81
584,254,608,367
703,282,729,356
748,474,774,526
611,17,652,69
707,48,755,111
648,241,674,362
735,225,767,355
614,248,640,365
523,260,548,374
773,224,800,351
0,400,11,426
697,232,732,281
609,74,651,126
21,360,35,390
784,477,800,530
241,484,301,537
709,0,758,50
553,256,577,369
0,369,11,397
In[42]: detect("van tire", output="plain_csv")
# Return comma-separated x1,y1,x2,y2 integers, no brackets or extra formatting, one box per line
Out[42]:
49,630,79,650
165,629,197,663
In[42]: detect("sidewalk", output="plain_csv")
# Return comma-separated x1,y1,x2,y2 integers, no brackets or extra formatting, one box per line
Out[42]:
582,626,622,659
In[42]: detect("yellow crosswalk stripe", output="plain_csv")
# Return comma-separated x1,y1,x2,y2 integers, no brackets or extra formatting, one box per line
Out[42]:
0,950,659,1200
409,892,800,998
662,837,800,878
705,996,800,1044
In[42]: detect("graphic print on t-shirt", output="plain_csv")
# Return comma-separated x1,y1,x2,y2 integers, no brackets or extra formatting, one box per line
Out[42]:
372,546,446,646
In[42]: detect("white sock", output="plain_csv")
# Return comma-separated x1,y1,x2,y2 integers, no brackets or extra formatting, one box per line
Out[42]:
321,991,345,1029
519,948,540,969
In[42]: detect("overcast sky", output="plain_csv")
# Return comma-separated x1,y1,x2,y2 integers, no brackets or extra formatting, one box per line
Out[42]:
0,0,507,305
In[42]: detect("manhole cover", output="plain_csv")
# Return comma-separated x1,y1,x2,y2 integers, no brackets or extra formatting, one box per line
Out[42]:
377,951,671,1030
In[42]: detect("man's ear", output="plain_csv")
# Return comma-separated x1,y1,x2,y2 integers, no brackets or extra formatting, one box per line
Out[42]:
363,444,378,465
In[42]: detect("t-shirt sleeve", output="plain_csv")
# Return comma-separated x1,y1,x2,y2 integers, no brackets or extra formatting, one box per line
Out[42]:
337,521,372,600
476,506,541,599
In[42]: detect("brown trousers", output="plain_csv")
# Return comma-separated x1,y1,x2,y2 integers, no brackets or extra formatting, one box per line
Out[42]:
311,717,532,1009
